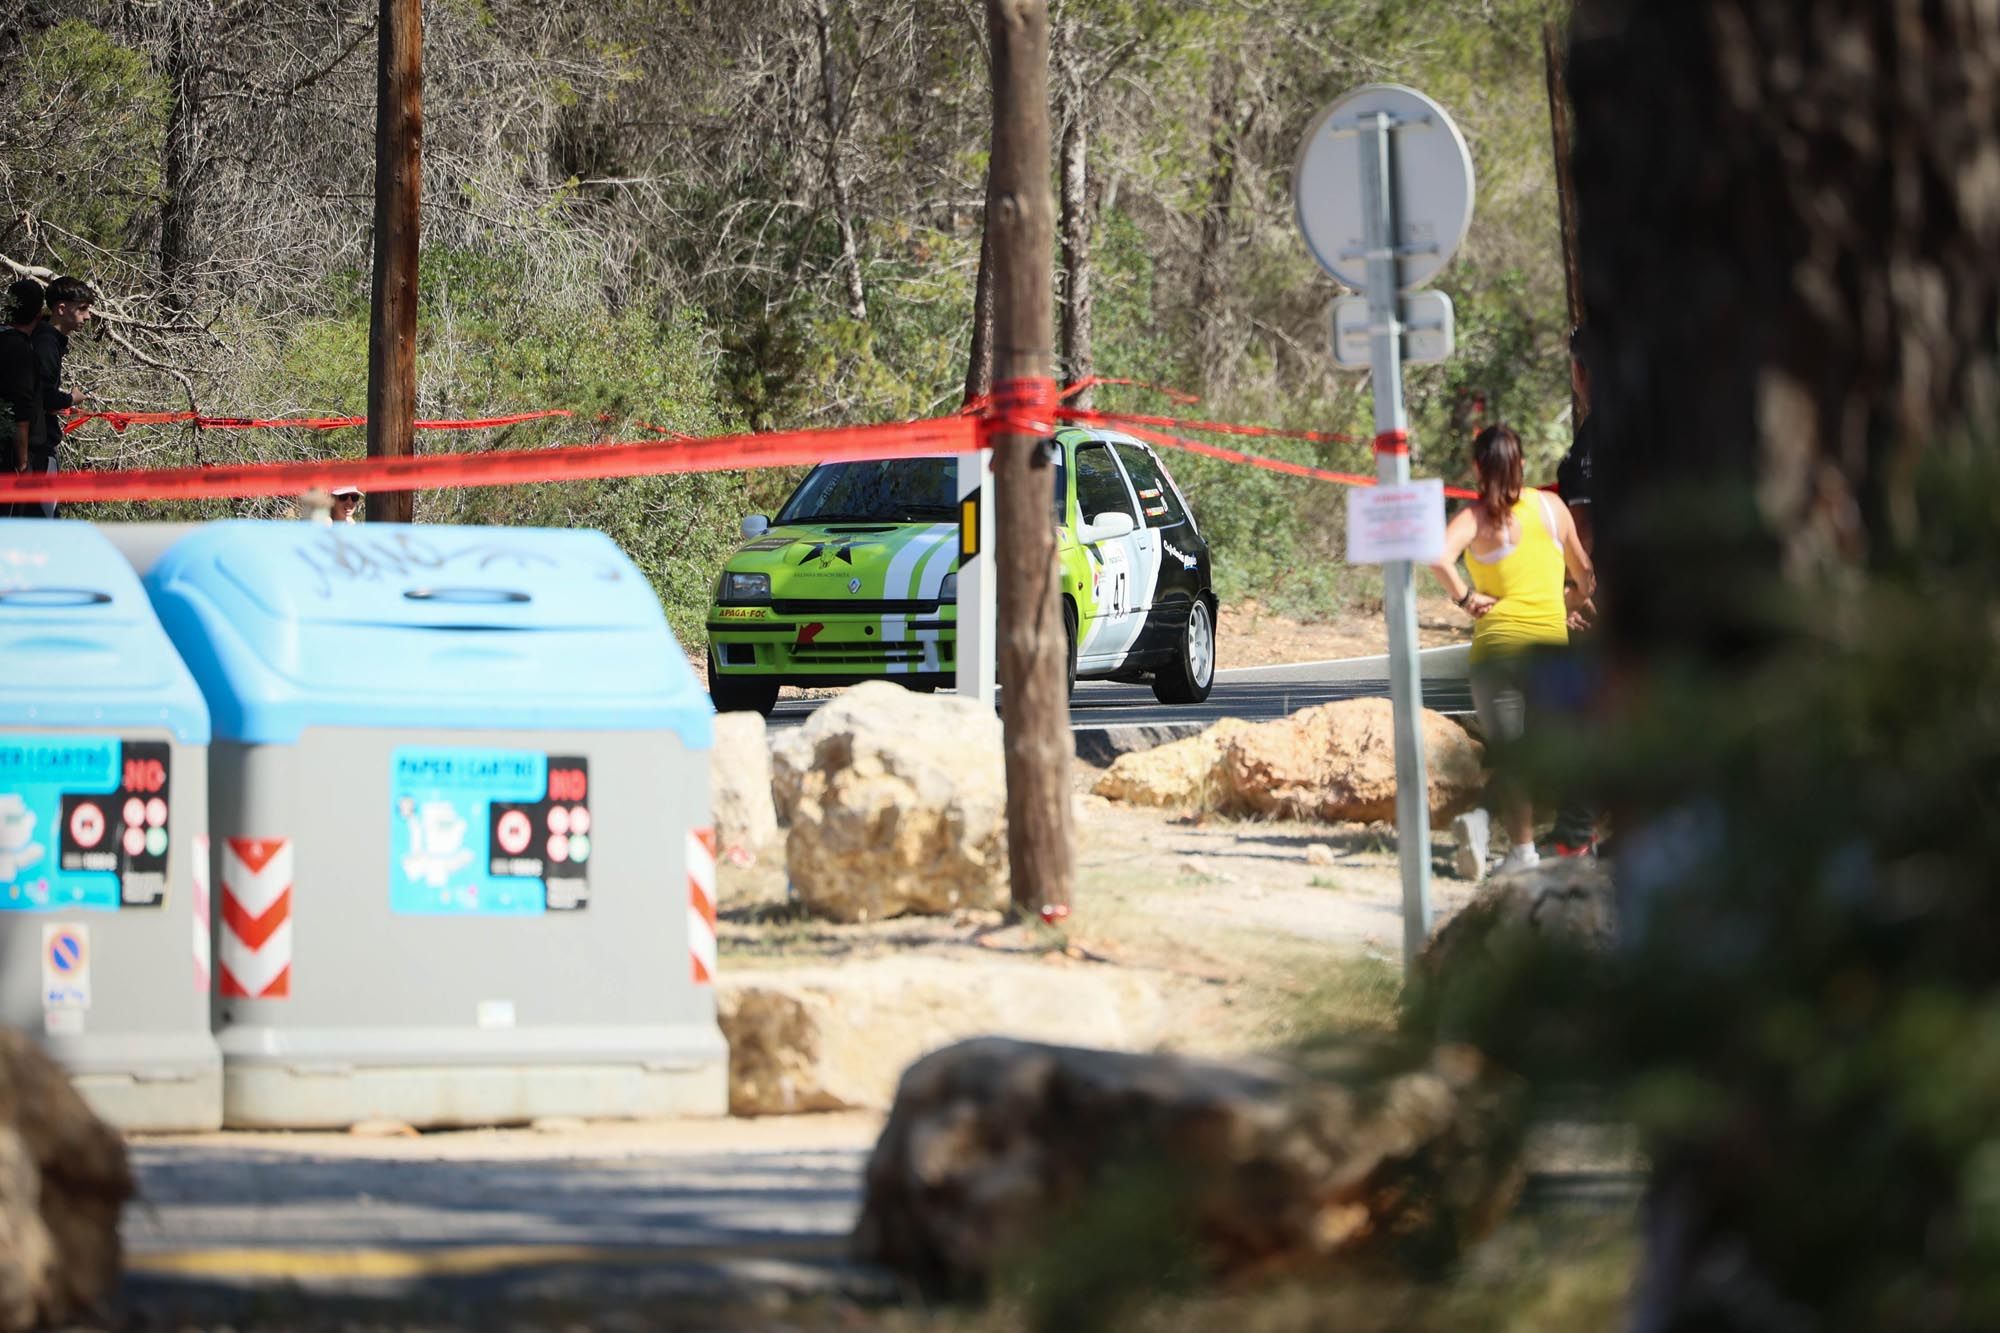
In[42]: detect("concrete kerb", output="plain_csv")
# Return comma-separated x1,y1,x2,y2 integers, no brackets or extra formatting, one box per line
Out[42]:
1072,721,1208,767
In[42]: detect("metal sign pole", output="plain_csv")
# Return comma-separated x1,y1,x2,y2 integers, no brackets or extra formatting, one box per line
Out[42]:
955,451,998,706
1358,111,1434,966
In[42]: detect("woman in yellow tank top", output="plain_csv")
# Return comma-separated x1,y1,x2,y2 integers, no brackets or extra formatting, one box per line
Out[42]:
1429,425,1594,874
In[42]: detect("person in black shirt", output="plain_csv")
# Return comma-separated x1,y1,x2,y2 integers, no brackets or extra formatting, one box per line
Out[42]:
1547,324,1599,856
28,276,94,519
1556,324,1595,557
0,280,46,516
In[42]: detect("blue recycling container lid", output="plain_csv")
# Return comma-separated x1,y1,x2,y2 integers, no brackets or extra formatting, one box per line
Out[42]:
0,520,211,744
145,522,711,748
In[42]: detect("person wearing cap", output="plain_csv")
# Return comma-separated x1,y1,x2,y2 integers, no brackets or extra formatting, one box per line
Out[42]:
0,279,47,518
330,485,362,523
30,276,94,519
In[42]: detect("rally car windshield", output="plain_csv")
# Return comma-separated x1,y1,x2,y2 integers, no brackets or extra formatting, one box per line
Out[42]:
777,458,959,524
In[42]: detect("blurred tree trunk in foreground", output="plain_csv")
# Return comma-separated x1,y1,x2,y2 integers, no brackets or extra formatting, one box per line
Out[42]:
1569,2,2000,1329
1574,0,2000,660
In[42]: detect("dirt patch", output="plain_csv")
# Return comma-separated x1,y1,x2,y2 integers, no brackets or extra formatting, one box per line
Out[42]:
719,784,1482,1060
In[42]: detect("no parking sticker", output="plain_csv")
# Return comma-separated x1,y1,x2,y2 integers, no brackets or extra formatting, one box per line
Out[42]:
388,747,592,915
42,923,89,1010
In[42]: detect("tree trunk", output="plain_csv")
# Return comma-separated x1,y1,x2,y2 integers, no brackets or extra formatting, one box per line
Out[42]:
1573,0,2000,662
157,5,200,312
1054,17,1093,407
812,0,869,321
1568,3,2000,1326
365,0,423,525
1542,20,1583,426
1543,21,1583,338
986,0,1072,921
963,162,997,406
1192,67,1240,389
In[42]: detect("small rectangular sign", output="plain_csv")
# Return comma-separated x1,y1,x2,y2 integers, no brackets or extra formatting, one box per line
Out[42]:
42,923,90,1010
0,736,172,912
1348,479,1447,566
1331,291,1456,368
389,747,592,915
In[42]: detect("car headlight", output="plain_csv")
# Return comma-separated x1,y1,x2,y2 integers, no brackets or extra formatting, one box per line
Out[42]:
720,571,771,604
939,572,958,603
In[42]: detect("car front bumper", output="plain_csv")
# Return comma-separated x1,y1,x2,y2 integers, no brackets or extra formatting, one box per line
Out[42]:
707,603,957,683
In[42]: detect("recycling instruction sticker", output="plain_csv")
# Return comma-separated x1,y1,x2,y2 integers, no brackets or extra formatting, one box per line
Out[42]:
389,747,592,915
0,735,172,912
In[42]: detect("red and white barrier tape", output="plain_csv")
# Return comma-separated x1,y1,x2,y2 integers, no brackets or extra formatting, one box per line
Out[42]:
0,415,977,504
985,376,1060,438
1058,405,1363,449
1096,417,1478,501
1057,376,1201,406
5,386,1487,505
63,408,573,436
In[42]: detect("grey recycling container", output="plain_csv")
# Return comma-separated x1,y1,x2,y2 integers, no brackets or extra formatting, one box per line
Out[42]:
0,519,220,1131
146,520,725,1129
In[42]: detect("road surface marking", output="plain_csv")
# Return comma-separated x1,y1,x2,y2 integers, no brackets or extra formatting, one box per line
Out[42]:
127,1237,851,1282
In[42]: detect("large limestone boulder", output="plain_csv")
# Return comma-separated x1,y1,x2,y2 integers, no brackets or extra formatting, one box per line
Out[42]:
0,1031,133,1331
710,711,779,862
1406,858,1615,1070
780,682,1008,922
853,1037,1525,1292
1222,697,1484,824
770,723,811,827
1091,719,1256,810
1419,856,1615,982
719,957,1165,1116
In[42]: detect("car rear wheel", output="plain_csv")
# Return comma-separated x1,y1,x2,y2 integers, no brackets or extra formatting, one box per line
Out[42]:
708,647,779,717
1152,598,1215,704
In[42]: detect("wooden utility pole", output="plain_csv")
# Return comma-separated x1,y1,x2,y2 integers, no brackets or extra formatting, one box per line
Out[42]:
366,0,423,524
986,0,1073,920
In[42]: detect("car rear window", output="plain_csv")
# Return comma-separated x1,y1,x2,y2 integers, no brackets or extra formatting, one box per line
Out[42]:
1112,443,1188,529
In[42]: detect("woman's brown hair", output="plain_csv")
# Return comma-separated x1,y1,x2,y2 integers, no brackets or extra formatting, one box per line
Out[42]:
1471,424,1524,528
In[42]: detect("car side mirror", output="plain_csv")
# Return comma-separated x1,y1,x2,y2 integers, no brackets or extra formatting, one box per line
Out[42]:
1081,511,1136,544
740,514,770,539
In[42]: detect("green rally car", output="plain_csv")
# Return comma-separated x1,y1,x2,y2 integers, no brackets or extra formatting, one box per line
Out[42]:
705,426,1217,716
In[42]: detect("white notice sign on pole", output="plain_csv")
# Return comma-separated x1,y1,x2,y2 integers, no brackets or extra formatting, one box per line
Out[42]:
1346,479,1446,566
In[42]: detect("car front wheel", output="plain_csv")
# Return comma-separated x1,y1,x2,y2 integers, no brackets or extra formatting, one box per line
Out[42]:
1152,598,1215,704
708,647,780,717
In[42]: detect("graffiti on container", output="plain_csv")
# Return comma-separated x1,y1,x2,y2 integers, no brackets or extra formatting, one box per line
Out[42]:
293,529,622,598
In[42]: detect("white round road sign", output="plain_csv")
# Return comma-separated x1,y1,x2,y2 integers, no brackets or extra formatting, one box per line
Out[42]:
1293,84,1475,292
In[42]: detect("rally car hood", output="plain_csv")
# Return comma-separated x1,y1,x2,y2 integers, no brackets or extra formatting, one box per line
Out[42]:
723,520,960,602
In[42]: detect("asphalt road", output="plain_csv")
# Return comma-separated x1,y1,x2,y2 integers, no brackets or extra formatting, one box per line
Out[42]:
118,1106,1636,1327
121,1119,890,1324
768,644,1475,734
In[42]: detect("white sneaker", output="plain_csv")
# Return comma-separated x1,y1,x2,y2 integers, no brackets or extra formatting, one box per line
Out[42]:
1451,810,1491,881
1495,844,1541,876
